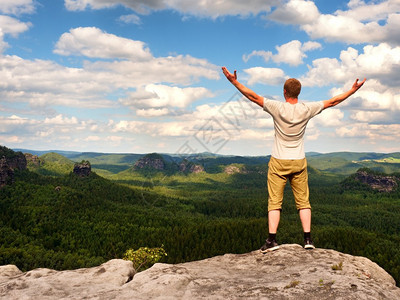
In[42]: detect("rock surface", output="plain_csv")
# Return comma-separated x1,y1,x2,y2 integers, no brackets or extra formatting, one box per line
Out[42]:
355,169,398,192
0,147,27,188
1,244,399,299
73,161,91,177
179,160,204,174
134,153,166,170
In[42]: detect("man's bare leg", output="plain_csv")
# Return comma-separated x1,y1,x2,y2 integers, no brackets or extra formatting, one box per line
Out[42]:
268,209,281,233
299,208,315,249
299,208,311,232
260,209,281,253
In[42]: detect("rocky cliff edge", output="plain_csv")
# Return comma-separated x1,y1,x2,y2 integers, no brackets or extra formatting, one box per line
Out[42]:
1,244,399,299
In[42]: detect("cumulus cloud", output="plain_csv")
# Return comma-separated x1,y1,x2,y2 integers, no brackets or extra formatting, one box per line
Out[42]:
64,0,279,18
244,40,321,66
0,15,31,37
244,67,286,85
0,115,36,133
301,43,400,88
54,27,152,60
268,0,400,45
85,54,220,86
136,108,170,117
118,14,142,25
311,108,344,127
269,0,320,25
0,30,8,53
336,123,400,142
243,50,272,63
0,0,35,15
120,84,211,109
63,0,400,45
350,111,392,123
0,27,219,113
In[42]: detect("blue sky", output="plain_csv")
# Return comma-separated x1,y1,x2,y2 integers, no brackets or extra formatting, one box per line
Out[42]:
1,0,400,156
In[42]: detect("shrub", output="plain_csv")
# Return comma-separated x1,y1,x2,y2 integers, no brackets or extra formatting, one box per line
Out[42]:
123,246,167,272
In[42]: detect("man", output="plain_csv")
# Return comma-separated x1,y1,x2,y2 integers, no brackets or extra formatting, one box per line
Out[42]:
222,66,366,252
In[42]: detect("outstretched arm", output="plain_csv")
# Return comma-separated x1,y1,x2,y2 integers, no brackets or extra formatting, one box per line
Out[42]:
323,78,366,109
222,67,264,107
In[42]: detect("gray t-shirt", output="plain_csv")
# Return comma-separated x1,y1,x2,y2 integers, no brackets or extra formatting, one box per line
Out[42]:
263,98,324,159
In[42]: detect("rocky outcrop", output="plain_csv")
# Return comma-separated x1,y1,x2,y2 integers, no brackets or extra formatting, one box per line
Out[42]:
0,157,14,187
224,164,248,175
1,244,399,299
24,153,42,167
73,161,91,177
134,153,166,170
0,146,27,188
179,160,204,174
355,169,398,192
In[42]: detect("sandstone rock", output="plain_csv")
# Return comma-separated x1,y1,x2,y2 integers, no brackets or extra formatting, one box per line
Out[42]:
0,157,14,187
355,170,398,192
134,153,165,170
224,164,247,175
73,161,91,177
0,265,22,282
1,245,399,299
24,153,42,167
0,147,27,188
179,160,204,174
0,259,134,300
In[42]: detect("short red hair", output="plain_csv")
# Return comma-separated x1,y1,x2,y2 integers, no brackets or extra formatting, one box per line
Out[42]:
284,78,301,98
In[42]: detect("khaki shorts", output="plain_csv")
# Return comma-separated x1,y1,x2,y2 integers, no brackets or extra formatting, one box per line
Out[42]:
267,156,310,211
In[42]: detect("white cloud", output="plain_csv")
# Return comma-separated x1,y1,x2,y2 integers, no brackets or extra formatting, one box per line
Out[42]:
64,0,278,18
118,14,142,25
336,123,400,141
136,108,170,117
120,84,211,109
86,54,220,86
269,0,400,45
44,114,79,125
243,50,272,63
0,115,36,133
0,30,9,53
0,0,35,15
54,27,152,60
273,40,306,66
63,1,400,45
0,15,31,37
165,0,278,19
350,111,390,123
311,108,344,127
244,40,321,66
301,43,400,88
0,27,220,113
244,67,286,85
269,0,320,25
302,41,322,52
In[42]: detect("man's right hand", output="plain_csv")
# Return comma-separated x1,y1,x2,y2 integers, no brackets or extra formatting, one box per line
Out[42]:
222,67,237,83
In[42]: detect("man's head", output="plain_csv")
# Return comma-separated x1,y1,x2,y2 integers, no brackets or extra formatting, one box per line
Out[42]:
284,78,301,99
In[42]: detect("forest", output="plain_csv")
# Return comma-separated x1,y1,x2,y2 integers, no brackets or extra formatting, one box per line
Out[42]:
1,146,399,287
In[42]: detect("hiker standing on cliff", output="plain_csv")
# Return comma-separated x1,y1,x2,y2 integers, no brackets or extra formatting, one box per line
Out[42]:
222,66,366,252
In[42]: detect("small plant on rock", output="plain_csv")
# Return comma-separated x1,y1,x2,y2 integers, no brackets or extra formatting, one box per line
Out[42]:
331,261,343,271
123,245,167,272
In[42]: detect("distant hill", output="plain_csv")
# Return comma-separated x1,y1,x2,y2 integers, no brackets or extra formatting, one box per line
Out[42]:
307,152,400,175
26,152,74,176
13,148,400,176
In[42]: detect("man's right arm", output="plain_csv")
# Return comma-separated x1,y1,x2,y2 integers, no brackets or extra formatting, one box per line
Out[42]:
323,78,366,109
222,67,264,107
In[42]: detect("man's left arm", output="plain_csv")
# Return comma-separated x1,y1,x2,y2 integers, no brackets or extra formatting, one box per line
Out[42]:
323,78,366,109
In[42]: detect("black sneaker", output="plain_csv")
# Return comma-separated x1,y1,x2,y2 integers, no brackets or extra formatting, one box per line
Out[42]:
260,239,279,253
304,238,315,250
